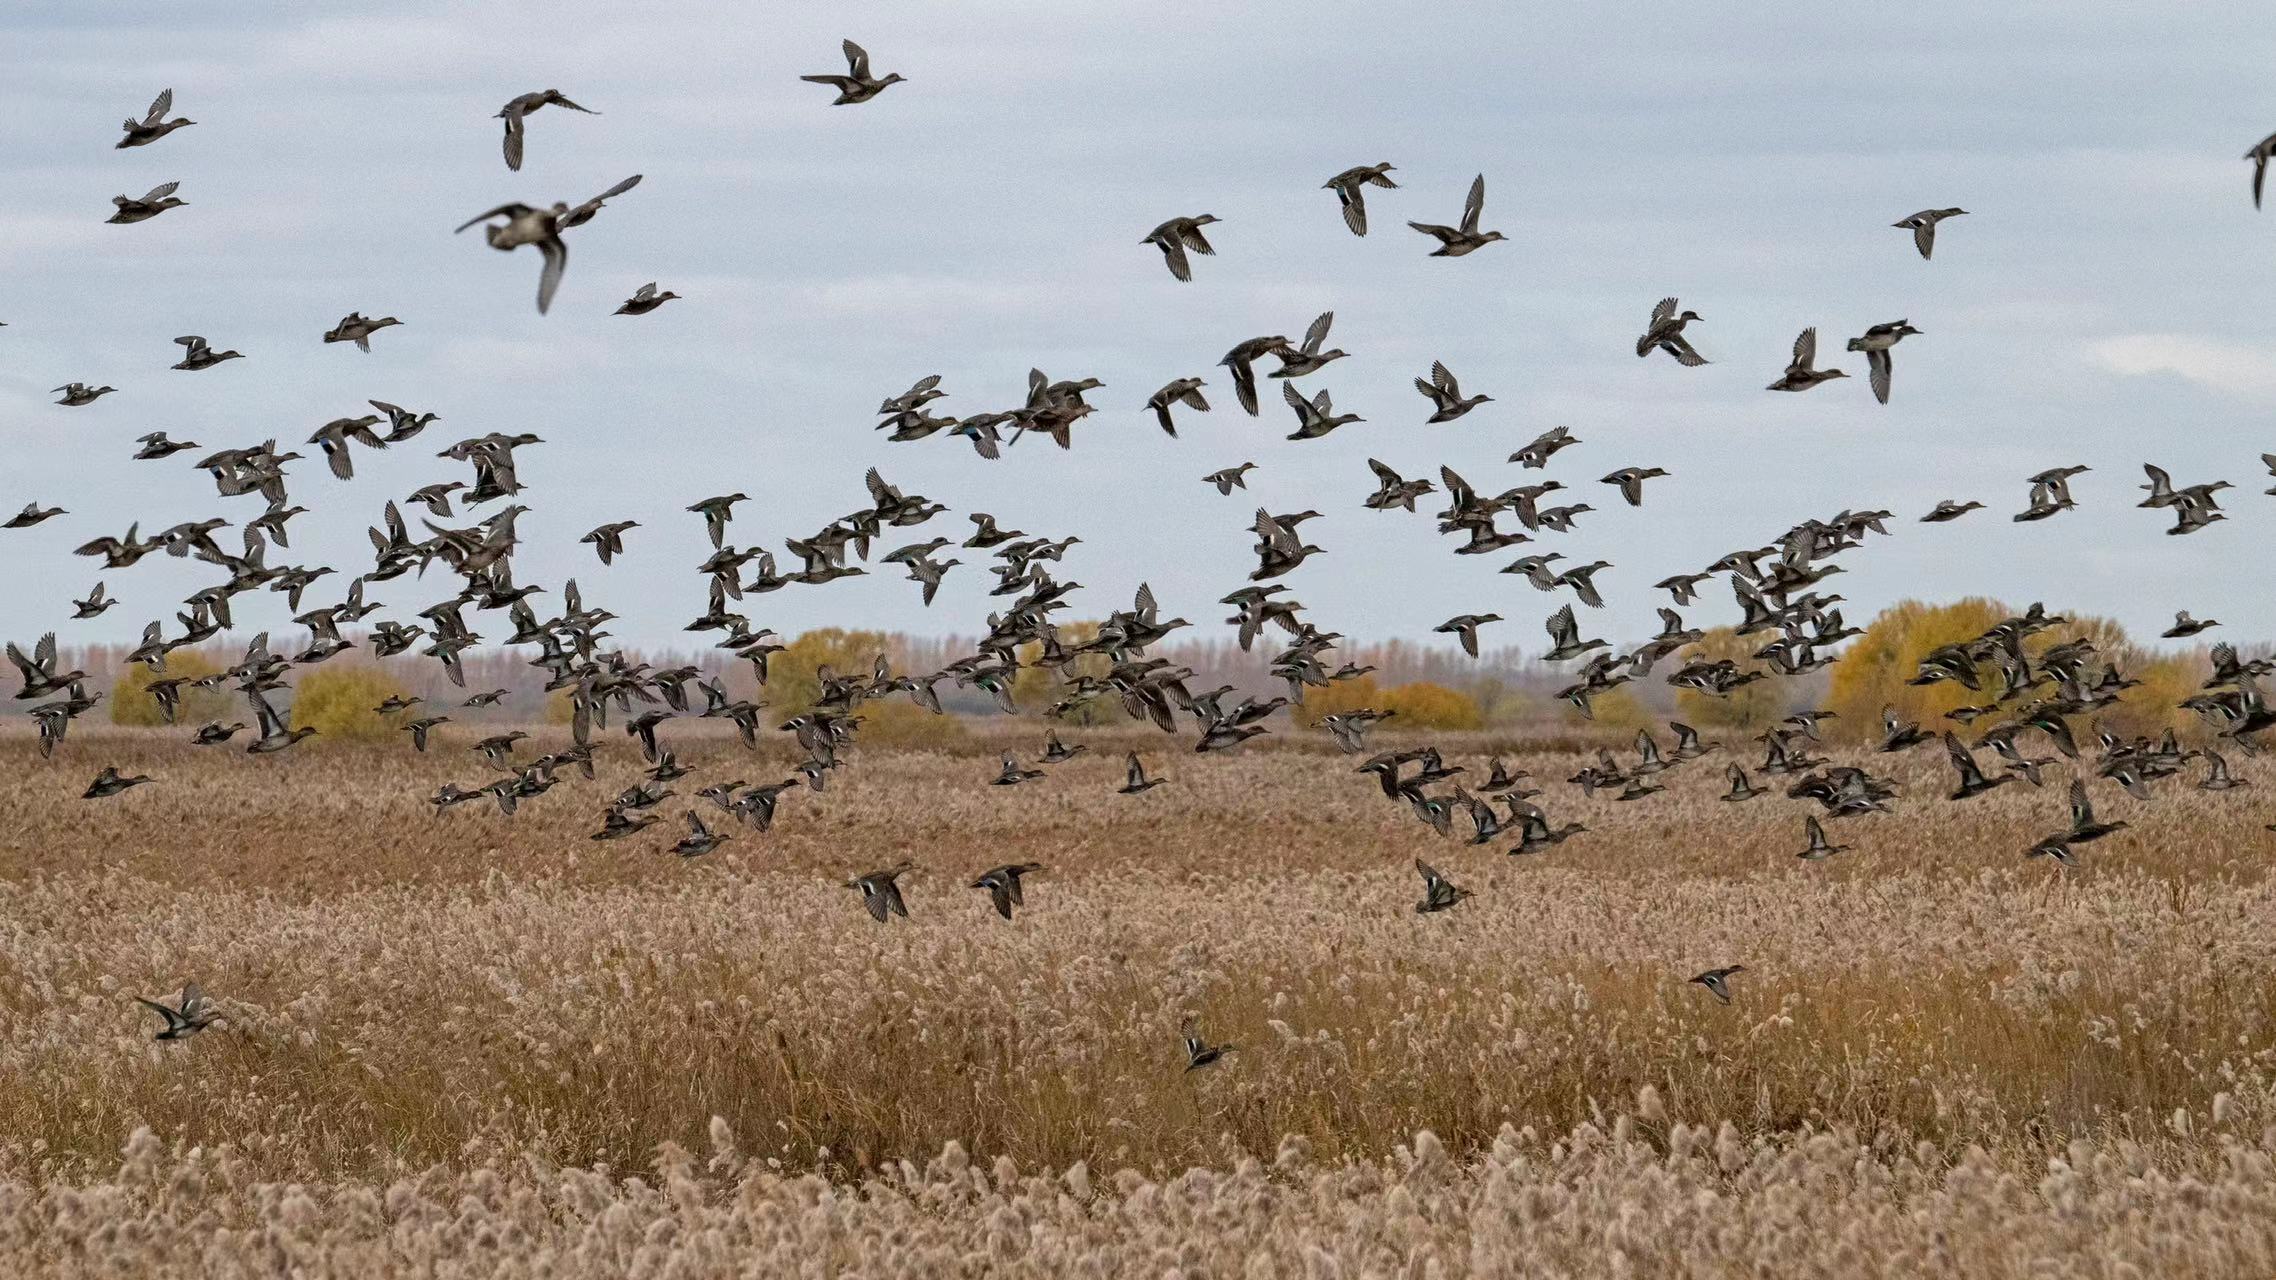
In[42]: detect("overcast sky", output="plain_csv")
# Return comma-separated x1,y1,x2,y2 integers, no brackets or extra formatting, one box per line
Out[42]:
2,2,2272,659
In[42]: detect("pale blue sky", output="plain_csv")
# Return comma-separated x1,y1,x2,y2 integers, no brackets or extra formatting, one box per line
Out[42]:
1,2,2271,657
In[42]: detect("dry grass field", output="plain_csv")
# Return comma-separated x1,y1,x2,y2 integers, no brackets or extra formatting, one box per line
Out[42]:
2,725,2274,1276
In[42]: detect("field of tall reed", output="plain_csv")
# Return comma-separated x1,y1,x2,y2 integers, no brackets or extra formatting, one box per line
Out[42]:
0,727,2270,1275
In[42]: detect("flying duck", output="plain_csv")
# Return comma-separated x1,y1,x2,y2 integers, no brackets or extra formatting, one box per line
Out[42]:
117,88,194,149
1147,377,1210,436
972,863,1043,920
495,89,597,171
52,383,115,406
1414,361,1490,422
455,200,569,314
1413,859,1472,914
1408,174,1505,256
1766,328,1847,392
107,181,185,224
1690,966,1745,1004
1894,207,1967,260
1636,297,1708,365
615,283,680,315
1143,215,1219,282
1323,162,1397,235
324,312,401,352
1845,320,1920,404
848,861,916,922
83,764,152,799
171,335,242,370
802,40,906,104
135,983,216,1039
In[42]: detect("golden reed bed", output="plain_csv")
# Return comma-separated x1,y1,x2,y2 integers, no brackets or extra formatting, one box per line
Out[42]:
0,728,2272,1276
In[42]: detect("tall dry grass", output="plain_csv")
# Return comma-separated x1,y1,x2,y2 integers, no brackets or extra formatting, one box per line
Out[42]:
0,729,2270,1274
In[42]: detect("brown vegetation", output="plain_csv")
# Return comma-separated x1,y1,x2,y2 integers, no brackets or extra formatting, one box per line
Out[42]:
0,728,2270,1274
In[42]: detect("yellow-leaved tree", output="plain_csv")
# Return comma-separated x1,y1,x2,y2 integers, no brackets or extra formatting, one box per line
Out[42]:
1823,599,2197,743
1012,621,1126,724
1822,599,2016,740
111,651,233,726
289,665,412,742
1671,627,1788,732
1293,675,1382,729
767,629,891,720
1565,684,1654,733
1379,682,1483,731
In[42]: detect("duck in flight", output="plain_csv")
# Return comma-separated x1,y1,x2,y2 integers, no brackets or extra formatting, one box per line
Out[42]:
1143,215,1220,282
1636,297,1708,366
1408,174,1505,256
1690,966,1745,1004
135,983,216,1040
171,335,243,371
324,312,401,352
1893,207,1967,260
456,201,569,314
972,862,1043,920
495,89,597,172
117,88,194,148
1845,320,1920,404
1766,328,1847,392
615,283,679,316
849,861,916,922
1414,361,1490,422
107,181,185,224
1413,859,1472,914
802,40,906,104
1323,162,1397,235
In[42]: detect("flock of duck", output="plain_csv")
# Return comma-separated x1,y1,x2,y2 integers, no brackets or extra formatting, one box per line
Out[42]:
13,70,2275,1060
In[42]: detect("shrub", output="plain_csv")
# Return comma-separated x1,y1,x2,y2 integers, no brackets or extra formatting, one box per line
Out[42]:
111,651,232,726
1378,682,1482,731
1570,685,1654,733
1293,675,1382,729
289,665,412,743
853,698,968,749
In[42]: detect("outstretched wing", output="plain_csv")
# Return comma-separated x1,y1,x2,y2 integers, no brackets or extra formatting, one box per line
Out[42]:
535,236,567,315
1460,174,1485,233
843,39,871,78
